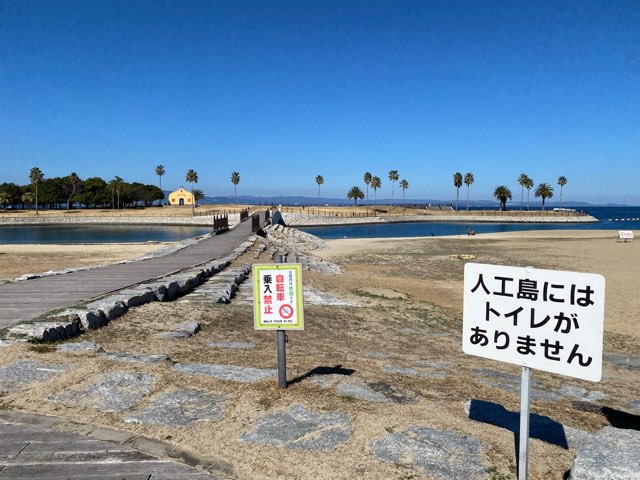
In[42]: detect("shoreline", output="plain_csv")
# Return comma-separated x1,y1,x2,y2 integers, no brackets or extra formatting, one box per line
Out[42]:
0,214,241,228
282,211,599,227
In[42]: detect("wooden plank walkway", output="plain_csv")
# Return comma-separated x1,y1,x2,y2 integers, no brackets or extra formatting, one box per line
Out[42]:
0,419,218,479
0,218,260,328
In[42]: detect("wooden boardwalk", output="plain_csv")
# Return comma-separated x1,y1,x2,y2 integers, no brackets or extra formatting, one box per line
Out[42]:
0,218,259,328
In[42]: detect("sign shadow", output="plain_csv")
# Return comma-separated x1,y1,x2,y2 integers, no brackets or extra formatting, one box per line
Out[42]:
288,365,355,386
467,399,569,449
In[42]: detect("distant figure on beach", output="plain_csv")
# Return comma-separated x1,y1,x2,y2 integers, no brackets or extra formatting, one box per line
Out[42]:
467,227,476,236
343,235,348,239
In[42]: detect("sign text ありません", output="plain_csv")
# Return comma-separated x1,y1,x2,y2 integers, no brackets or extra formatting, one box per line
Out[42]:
463,263,605,381
253,263,304,330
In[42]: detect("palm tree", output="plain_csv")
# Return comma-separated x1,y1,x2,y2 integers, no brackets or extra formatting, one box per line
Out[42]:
192,188,204,206
66,172,80,213
493,185,512,211
155,165,165,205
29,167,44,215
371,176,381,203
363,172,372,211
113,176,123,210
231,171,240,203
388,170,399,202
185,169,198,216
400,179,409,208
21,191,35,210
517,173,529,210
0,192,10,210
557,176,567,208
525,177,534,210
315,175,324,207
535,183,554,210
464,172,474,211
347,186,364,206
155,165,165,190
453,172,463,211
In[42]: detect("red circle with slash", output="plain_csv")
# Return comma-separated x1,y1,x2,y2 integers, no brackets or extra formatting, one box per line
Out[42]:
279,304,294,319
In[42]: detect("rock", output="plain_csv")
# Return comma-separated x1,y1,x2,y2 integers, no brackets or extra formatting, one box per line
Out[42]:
173,363,276,383
569,427,640,479
370,424,487,479
604,353,640,370
55,309,107,330
104,353,171,364
124,388,226,427
206,341,255,349
178,322,200,335
380,366,418,376
47,371,155,412
86,298,127,321
0,360,70,392
337,380,413,404
0,340,12,347
8,319,80,342
239,404,351,451
57,341,102,352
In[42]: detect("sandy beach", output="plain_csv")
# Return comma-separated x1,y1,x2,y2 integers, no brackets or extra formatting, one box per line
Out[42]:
0,243,168,281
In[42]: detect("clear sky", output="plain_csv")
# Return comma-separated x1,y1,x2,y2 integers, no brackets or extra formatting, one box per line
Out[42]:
2,0,639,204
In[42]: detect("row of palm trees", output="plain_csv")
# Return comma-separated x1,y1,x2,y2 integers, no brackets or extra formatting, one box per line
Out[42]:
315,171,410,207
493,175,568,211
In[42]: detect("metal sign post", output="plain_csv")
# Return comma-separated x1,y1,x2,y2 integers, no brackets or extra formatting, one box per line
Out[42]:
519,366,531,479
274,254,287,389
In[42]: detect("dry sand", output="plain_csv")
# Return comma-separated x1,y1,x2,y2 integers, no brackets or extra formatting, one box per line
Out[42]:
1,229,638,480
0,243,168,281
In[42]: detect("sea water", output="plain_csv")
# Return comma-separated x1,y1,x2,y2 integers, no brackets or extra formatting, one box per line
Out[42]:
300,206,640,239
0,225,212,244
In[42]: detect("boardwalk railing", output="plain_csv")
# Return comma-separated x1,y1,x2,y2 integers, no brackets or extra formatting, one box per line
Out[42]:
240,208,249,221
251,213,261,232
213,214,229,234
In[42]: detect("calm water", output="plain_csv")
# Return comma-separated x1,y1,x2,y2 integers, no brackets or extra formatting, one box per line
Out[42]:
0,225,212,244
300,206,640,239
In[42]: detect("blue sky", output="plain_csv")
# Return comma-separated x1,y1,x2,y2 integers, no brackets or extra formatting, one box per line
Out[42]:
2,0,639,204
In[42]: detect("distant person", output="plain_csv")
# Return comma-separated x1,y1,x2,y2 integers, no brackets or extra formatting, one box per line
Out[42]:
467,227,476,236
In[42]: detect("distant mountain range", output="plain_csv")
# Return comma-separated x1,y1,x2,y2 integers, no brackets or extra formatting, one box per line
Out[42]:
165,192,630,208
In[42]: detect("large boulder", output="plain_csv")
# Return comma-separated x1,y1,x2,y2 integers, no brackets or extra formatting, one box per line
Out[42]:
569,426,640,479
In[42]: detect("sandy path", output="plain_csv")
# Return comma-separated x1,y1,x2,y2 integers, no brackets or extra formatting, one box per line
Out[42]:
0,243,169,281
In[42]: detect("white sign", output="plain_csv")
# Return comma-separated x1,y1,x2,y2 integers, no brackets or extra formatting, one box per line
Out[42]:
253,263,304,330
619,230,634,240
463,263,605,381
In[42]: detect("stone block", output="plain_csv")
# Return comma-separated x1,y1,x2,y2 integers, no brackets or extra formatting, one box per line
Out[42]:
569,427,640,479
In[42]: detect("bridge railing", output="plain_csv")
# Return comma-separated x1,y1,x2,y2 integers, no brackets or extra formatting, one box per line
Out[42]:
213,214,229,234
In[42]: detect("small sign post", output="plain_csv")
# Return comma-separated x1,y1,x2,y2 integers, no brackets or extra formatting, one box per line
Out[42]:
463,263,605,479
253,256,304,389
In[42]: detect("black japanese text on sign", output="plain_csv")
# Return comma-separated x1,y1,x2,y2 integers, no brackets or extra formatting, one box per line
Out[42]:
462,263,605,381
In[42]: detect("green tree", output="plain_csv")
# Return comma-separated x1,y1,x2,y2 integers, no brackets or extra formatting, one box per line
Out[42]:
557,176,567,208
464,172,474,211
453,172,463,211
66,172,81,213
388,170,399,202
400,179,409,208
535,183,554,210
347,186,364,206
0,192,10,210
525,176,534,210
29,167,44,215
21,191,35,210
231,171,241,203
192,188,205,206
363,172,372,211
517,173,530,210
315,175,323,207
493,185,512,211
371,176,381,203
185,169,198,216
